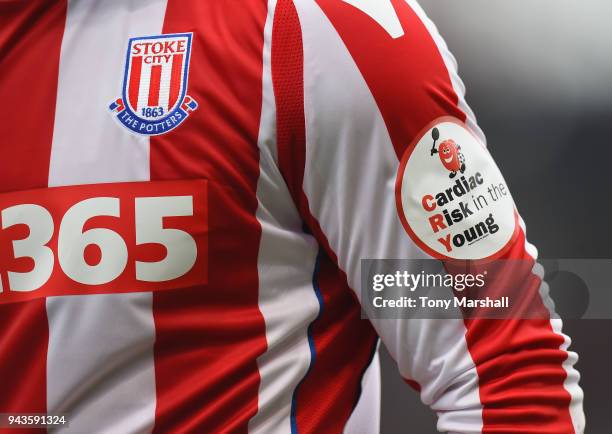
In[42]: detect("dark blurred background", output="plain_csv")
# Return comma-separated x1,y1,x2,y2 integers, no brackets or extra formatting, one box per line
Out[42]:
380,1,612,432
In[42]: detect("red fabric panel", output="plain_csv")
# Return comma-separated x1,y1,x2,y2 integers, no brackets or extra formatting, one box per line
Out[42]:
272,0,307,214
128,56,143,110
150,1,268,432
294,252,378,433
0,1,66,431
168,53,183,110
148,64,162,107
316,0,465,160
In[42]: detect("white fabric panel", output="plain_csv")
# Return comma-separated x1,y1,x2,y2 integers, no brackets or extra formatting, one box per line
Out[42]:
341,0,405,38
249,2,322,432
406,0,486,147
344,351,381,434
46,1,167,433
136,61,153,112
158,60,172,111
249,153,320,434
48,1,160,184
293,1,484,432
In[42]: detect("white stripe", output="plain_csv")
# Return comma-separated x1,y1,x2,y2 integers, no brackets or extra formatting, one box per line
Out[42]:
158,60,172,111
137,62,153,112
344,350,381,434
293,1,484,432
406,0,486,147
249,161,320,434
248,2,322,432
46,1,167,433
342,0,404,38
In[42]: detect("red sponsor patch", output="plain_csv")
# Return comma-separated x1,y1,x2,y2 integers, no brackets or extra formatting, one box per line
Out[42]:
0,180,207,304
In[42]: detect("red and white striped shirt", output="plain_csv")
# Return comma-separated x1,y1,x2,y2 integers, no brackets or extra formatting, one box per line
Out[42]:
0,0,584,433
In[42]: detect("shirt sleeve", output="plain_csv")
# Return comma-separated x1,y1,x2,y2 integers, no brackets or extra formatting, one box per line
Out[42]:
271,0,585,432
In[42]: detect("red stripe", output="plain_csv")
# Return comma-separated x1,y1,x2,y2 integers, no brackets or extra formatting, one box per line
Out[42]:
272,0,307,212
316,0,466,159
463,239,573,433
296,252,379,433
168,53,183,110
315,0,575,431
148,64,162,107
150,1,268,432
128,56,143,110
272,2,378,431
0,0,66,431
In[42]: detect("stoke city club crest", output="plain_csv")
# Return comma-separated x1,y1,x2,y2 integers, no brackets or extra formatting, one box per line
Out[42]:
109,33,198,136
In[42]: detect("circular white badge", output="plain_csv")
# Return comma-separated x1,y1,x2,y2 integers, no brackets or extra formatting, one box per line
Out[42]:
396,117,518,260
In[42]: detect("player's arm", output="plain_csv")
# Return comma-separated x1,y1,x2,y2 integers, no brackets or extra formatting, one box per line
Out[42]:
272,0,584,432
